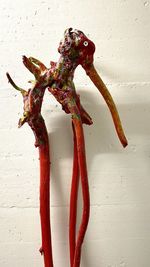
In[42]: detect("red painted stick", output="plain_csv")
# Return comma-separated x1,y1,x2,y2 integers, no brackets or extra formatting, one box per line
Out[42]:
27,116,54,267
38,125,53,267
72,117,90,267
69,124,79,267
29,117,54,267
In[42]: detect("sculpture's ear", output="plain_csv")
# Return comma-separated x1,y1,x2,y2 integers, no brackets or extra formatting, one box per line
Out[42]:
58,37,72,55
58,28,76,55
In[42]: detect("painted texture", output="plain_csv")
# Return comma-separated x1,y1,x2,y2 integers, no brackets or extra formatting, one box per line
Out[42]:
0,0,150,266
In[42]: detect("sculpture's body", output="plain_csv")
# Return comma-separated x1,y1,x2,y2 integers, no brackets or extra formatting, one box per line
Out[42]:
7,28,127,267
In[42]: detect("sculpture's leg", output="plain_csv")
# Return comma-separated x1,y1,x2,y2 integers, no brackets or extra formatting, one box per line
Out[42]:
6,73,54,267
37,120,53,267
69,123,79,267
68,101,90,267
72,115,90,267
27,116,54,267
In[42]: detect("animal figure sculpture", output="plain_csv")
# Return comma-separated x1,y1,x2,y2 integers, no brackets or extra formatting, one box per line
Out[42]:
7,28,127,267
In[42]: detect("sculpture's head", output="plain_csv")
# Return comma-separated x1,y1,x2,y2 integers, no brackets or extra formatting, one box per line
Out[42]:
58,28,127,147
58,28,95,70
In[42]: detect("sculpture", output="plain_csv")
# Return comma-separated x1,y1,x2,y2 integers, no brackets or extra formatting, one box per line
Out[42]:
7,28,127,267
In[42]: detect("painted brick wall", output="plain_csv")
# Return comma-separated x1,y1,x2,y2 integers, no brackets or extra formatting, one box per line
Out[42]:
0,0,150,266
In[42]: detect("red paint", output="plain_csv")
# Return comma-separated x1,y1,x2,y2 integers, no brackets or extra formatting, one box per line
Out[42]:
72,118,90,267
69,124,79,267
39,137,53,267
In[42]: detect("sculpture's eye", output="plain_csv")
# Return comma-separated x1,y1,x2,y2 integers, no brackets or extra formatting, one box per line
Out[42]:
83,41,88,47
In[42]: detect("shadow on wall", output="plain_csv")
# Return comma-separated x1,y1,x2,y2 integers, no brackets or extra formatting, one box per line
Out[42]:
47,88,150,159
46,89,150,266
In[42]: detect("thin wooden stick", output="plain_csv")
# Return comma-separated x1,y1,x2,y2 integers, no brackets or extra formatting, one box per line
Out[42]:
29,116,54,267
69,123,79,267
72,117,90,267
37,119,53,267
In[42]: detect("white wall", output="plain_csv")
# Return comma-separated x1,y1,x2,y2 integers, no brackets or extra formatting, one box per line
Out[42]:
0,0,150,266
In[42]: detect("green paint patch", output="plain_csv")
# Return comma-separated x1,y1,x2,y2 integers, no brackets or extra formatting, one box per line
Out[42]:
72,113,81,120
